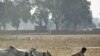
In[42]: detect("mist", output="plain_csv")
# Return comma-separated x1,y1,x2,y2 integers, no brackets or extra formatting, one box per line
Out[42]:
0,0,98,31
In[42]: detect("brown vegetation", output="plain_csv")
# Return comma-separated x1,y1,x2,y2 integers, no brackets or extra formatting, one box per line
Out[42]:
0,35,100,56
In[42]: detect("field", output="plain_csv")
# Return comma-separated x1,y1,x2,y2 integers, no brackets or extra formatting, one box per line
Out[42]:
0,34,100,56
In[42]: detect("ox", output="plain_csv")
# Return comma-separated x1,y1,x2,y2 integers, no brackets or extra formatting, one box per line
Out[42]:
0,46,28,56
28,48,51,56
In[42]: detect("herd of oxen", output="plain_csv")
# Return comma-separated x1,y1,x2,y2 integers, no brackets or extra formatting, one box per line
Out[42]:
0,46,87,56
0,46,51,56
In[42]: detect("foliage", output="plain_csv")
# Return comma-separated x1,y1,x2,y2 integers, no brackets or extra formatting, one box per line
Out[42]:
0,0,93,30
60,0,92,30
0,0,32,30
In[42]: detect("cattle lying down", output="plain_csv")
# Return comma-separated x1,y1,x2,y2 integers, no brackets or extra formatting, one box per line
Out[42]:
0,46,51,56
28,48,51,56
0,46,28,56
72,47,87,56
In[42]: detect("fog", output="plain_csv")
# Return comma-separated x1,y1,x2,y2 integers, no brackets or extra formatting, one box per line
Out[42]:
0,19,56,30
88,0,100,28
0,0,99,31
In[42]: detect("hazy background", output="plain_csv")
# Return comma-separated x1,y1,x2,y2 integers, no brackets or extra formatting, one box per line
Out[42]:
88,0,100,28
0,0,100,30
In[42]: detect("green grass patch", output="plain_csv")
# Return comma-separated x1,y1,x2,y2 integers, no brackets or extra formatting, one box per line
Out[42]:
0,34,17,40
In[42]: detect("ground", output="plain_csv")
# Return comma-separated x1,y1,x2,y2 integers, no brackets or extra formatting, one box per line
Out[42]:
0,34,100,56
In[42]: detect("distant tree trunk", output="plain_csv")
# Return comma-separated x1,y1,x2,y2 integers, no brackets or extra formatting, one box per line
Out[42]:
45,23,48,30
2,23,6,30
55,22,59,30
0,24,2,30
44,19,48,30
16,24,20,31
16,26,19,31
39,19,42,27
73,22,78,31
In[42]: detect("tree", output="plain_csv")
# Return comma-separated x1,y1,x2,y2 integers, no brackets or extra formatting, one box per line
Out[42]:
0,0,92,30
50,0,63,30
0,0,14,30
60,0,92,30
0,0,32,30
31,0,50,30
17,0,32,23
10,0,32,30
0,2,5,30
31,0,63,30
4,0,21,30
11,18,20,30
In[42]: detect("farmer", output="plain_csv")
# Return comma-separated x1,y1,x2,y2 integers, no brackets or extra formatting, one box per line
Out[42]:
72,47,87,56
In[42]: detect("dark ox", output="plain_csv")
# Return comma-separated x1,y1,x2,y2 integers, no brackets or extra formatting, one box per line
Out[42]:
72,47,87,56
0,46,28,56
28,48,51,56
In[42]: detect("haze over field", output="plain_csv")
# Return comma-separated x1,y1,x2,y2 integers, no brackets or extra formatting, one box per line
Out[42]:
88,0,100,18
88,0,100,28
0,0,100,30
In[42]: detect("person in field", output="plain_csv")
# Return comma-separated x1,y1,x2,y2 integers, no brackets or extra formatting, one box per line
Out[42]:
72,47,87,56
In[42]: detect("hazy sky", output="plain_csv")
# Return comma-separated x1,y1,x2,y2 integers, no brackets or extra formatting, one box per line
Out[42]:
88,0,100,18
87,0,100,27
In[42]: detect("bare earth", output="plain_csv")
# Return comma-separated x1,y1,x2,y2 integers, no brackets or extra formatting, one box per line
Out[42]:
0,34,100,56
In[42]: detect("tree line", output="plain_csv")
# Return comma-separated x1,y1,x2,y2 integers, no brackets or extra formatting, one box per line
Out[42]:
0,0,94,31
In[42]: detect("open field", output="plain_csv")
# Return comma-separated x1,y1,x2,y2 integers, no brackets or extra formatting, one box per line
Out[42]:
0,34,100,56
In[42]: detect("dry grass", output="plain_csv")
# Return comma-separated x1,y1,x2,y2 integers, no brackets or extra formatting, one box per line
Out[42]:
0,34,100,56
